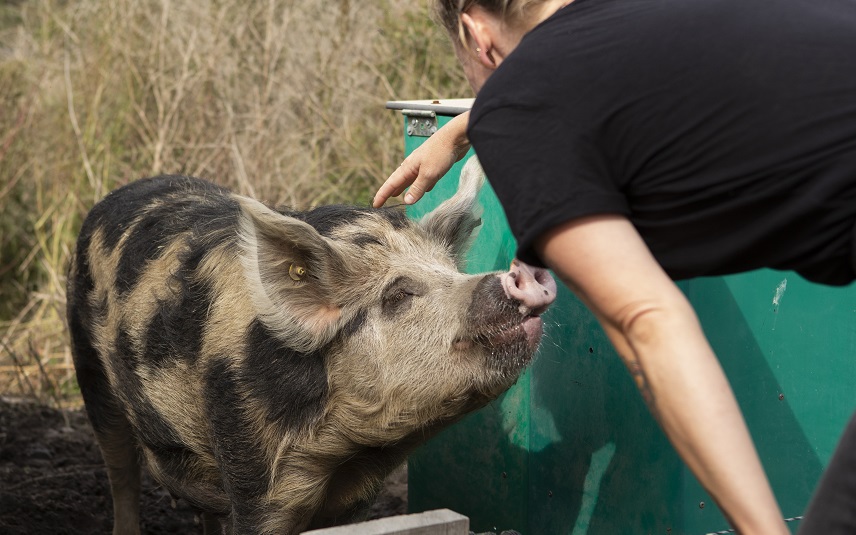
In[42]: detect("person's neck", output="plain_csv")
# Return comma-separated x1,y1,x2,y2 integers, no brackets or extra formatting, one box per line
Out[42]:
501,0,575,53
529,0,575,30
469,0,576,80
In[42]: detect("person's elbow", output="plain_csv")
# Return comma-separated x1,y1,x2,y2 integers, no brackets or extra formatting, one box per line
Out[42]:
614,294,700,351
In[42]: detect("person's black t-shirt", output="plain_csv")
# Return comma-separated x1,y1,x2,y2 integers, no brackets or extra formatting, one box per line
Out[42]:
468,0,856,285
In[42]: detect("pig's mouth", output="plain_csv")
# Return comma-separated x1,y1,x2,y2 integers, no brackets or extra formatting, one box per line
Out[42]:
475,314,543,349
453,312,544,366
453,271,553,375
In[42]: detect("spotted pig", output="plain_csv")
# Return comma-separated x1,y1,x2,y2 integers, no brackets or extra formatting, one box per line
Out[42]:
66,156,556,534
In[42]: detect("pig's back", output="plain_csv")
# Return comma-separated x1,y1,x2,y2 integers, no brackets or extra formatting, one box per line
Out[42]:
77,175,240,291
67,175,246,389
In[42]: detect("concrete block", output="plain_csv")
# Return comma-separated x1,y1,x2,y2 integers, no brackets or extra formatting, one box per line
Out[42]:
301,509,469,535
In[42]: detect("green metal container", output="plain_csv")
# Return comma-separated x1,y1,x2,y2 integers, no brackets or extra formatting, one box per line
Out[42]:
386,100,856,535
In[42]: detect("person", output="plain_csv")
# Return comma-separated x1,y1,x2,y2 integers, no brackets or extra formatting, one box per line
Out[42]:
373,0,856,533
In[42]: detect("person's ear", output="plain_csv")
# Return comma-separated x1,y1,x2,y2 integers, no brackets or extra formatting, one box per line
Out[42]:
461,11,497,68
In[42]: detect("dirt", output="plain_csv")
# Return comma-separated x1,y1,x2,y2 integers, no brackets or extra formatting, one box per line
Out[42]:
0,396,407,535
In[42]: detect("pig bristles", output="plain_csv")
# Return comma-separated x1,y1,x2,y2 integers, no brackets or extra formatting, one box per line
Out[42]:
419,155,485,266
66,168,554,534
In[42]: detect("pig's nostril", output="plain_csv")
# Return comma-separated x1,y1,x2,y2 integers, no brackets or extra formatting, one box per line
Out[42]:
500,262,556,313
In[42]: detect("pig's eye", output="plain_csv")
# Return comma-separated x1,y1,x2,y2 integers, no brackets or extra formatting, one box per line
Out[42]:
384,288,412,308
381,276,424,316
288,263,307,281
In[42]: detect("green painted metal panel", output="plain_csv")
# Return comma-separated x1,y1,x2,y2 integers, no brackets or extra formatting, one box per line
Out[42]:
678,274,855,533
390,102,856,535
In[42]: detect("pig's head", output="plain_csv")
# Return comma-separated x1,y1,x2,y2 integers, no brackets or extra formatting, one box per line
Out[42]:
236,156,556,446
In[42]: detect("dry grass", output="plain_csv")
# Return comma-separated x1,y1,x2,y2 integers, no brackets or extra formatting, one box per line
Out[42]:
0,0,469,406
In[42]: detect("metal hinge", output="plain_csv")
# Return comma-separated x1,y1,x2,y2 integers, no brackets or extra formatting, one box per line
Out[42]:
402,109,438,137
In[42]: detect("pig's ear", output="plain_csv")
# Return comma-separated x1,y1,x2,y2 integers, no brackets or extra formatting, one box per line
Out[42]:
419,155,484,264
236,196,350,352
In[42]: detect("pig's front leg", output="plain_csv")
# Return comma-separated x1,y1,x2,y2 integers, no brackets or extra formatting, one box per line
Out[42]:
199,512,225,535
213,454,329,535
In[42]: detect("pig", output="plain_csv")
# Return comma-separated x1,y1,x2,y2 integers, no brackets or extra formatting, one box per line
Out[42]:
66,156,556,535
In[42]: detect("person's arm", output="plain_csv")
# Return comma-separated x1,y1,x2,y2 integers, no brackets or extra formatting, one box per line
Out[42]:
536,214,789,535
373,111,471,208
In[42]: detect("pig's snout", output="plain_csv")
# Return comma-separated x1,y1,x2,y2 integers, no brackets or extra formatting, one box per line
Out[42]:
500,260,557,316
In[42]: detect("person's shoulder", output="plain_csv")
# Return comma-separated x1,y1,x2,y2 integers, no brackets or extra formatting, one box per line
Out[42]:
503,0,639,75
473,8,582,112
471,2,610,117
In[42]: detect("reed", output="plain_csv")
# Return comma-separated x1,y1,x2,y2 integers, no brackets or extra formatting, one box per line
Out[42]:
0,0,469,406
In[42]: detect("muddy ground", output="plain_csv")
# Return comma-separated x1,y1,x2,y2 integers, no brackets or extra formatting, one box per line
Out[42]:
0,396,407,534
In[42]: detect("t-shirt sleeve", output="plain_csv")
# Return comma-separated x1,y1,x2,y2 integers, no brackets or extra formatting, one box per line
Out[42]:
467,102,630,267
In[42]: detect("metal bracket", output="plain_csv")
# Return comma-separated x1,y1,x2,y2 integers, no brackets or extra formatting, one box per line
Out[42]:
402,109,438,137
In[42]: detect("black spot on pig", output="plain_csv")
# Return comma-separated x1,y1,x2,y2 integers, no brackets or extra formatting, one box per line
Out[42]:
204,358,272,522
300,205,369,236
112,325,187,453
280,205,409,237
242,319,328,433
377,207,410,230
114,199,194,296
143,275,215,367
68,235,95,311
66,242,129,441
67,299,114,437
115,186,240,296
92,176,230,253
338,308,368,339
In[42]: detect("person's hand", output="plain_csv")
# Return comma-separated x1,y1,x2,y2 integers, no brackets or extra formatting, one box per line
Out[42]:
373,111,472,208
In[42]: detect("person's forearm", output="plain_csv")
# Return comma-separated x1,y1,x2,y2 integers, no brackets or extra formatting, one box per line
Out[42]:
603,302,788,535
441,109,472,159
537,215,789,534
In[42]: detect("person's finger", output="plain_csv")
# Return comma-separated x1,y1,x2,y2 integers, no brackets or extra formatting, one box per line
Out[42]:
403,165,446,204
403,182,426,204
373,181,398,208
373,164,418,207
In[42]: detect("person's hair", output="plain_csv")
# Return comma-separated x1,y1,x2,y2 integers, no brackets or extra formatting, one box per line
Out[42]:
431,0,551,47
